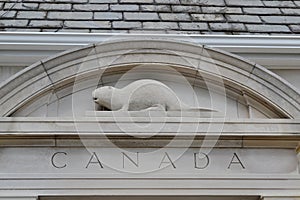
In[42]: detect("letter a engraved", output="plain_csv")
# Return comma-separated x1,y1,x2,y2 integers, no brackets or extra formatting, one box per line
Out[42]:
122,152,139,168
86,152,104,169
194,153,209,169
159,152,176,169
228,153,245,169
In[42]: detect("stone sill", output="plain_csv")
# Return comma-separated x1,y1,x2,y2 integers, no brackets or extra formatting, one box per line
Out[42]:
0,117,299,148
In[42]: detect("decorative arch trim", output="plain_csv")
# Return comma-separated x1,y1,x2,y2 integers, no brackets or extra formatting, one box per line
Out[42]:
0,38,299,118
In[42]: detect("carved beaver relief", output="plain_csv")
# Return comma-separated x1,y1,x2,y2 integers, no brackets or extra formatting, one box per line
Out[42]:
92,79,215,112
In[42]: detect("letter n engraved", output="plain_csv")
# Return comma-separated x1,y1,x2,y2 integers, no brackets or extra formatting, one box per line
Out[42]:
122,152,139,168
228,152,245,169
51,152,67,169
159,152,176,169
194,153,209,169
86,152,104,169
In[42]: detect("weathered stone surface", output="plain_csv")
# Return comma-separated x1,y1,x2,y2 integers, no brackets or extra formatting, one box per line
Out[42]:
48,12,93,20
155,0,180,4
112,21,142,29
120,0,153,3
226,0,263,6
172,5,201,12
192,14,225,21
29,20,63,28
0,19,28,27
160,13,191,21
263,0,296,7
210,23,246,31
179,22,208,30
4,3,38,10
226,15,262,23
202,6,242,14
124,12,159,20
64,21,111,28
143,22,178,29
261,16,300,24
290,25,300,33
141,4,171,12
39,3,72,10
110,4,139,11
73,4,108,11
243,7,281,15
0,11,17,18
197,0,225,6
94,12,122,20
17,11,46,19
246,24,290,32
281,8,300,15
90,0,117,3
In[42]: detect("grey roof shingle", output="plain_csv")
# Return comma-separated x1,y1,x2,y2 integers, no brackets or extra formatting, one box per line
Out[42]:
0,0,299,34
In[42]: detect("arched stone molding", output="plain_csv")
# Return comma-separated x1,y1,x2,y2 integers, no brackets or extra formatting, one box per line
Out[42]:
0,38,299,118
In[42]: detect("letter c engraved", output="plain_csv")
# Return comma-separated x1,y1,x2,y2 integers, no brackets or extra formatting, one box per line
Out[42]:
51,152,67,169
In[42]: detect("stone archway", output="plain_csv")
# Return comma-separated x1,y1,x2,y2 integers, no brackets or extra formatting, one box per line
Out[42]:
0,38,299,118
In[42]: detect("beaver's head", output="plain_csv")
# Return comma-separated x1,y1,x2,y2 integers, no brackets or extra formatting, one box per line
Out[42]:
92,86,114,109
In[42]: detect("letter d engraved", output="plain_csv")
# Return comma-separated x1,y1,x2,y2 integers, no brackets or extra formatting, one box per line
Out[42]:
194,153,209,169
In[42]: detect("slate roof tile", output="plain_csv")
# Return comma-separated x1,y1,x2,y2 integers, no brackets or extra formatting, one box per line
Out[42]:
0,0,299,34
